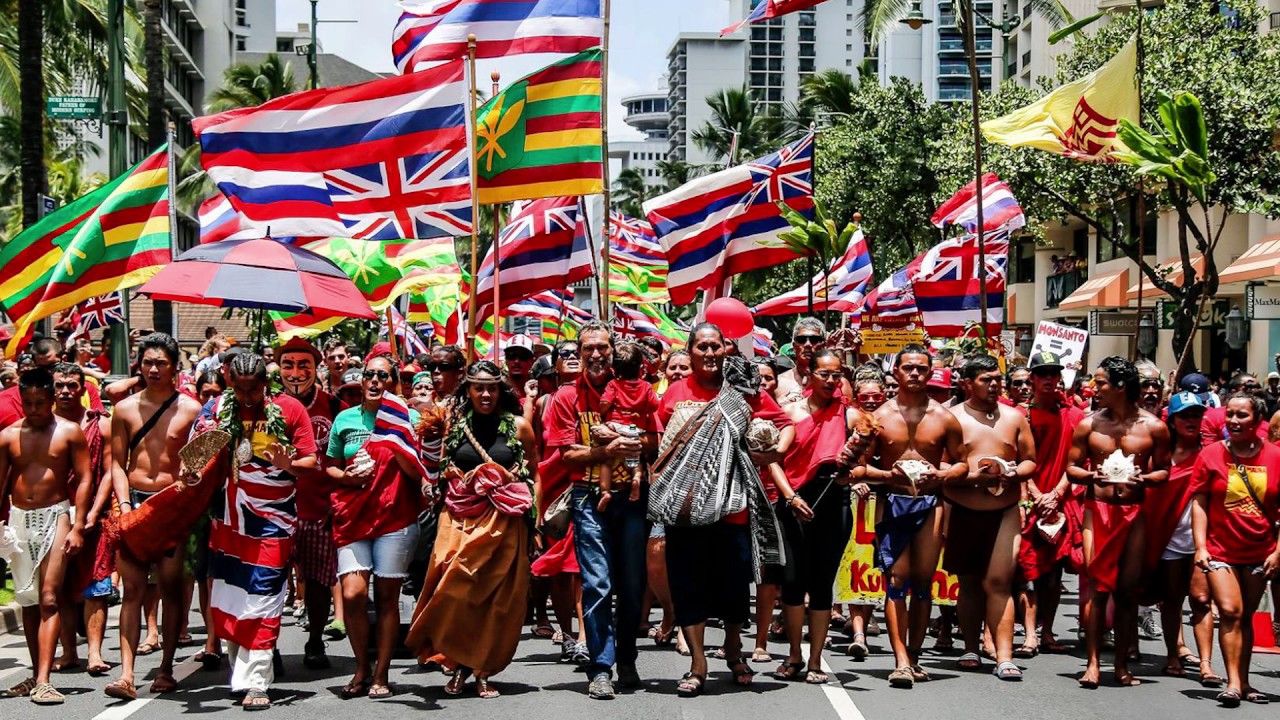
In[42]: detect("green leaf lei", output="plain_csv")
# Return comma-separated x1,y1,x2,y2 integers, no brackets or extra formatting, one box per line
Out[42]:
443,408,530,486
216,388,291,453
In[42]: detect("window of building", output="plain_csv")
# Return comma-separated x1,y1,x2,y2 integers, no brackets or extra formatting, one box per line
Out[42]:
236,36,246,51
277,39,293,52
1010,238,1036,283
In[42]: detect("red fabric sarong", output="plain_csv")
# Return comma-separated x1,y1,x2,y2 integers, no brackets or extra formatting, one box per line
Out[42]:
1084,500,1141,593
781,400,847,492
1142,454,1198,573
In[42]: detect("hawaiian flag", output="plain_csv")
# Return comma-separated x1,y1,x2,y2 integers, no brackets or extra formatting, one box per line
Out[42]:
930,173,1026,236
198,193,253,244
721,0,828,35
644,133,813,305
609,211,665,266
194,60,471,240
380,305,430,357
863,256,922,322
67,292,125,341
752,229,873,316
507,289,592,324
393,0,603,73
368,392,430,480
911,229,1009,338
752,327,775,357
472,196,592,321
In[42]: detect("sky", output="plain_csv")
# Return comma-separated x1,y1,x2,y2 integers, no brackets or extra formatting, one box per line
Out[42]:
275,0,734,140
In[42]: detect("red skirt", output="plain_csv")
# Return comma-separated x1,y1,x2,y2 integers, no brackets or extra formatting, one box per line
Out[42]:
531,525,579,577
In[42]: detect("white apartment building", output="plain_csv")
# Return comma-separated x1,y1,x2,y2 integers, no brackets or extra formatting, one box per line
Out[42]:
608,92,670,189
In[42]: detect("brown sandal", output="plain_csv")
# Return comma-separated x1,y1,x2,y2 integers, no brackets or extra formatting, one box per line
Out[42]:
104,678,138,701
0,677,35,698
150,673,178,694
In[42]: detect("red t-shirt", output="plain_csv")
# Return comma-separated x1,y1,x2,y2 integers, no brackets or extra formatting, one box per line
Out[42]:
1028,404,1085,494
1199,406,1270,446
0,381,103,430
601,378,660,426
657,376,792,524
1190,441,1280,565
294,388,339,522
544,375,660,485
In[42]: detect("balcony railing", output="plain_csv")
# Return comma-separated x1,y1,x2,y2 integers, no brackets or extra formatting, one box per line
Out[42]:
1271,11,1280,30
1046,270,1085,309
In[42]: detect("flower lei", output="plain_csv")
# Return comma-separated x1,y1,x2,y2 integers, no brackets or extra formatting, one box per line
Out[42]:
442,408,529,485
216,388,291,452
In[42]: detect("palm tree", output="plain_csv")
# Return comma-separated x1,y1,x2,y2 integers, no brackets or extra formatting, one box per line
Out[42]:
800,69,858,118
689,86,781,166
656,158,696,192
862,0,1070,44
612,167,648,217
144,0,164,148
207,54,298,113
17,0,44,228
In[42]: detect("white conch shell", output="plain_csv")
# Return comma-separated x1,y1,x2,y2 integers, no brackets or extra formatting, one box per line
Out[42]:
0,522,17,563
979,456,1016,495
1100,449,1139,484
350,447,376,475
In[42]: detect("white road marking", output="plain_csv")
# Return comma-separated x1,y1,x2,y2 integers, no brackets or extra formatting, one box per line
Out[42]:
820,656,869,720
90,656,200,720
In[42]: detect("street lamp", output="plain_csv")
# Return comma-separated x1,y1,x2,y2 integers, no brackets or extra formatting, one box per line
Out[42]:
1225,307,1250,350
900,1,933,29
1137,314,1157,356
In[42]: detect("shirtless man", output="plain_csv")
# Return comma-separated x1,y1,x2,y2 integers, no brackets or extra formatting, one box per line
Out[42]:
856,344,968,688
774,318,852,405
1066,356,1171,689
106,333,202,700
51,363,114,676
945,354,1037,680
0,368,91,705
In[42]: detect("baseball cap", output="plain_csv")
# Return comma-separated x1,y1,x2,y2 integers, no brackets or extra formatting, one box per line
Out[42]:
1028,351,1064,373
502,334,535,357
927,367,953,390
276,337,321,362
1168,391,1206,417
1179,372,1212,403
1269,372,1279,381
338,368,364,392
531,355,555,379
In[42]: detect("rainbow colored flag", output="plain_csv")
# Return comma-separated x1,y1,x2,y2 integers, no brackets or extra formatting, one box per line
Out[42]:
2,147,171,356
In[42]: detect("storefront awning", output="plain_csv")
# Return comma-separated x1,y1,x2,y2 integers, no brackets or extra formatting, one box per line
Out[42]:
1218,237,1280,285
1059,268,1129,311
1125,254,1204,301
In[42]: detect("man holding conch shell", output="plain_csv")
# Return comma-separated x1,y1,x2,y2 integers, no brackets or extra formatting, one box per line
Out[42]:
1066,356,1171,690
945,354,1037,681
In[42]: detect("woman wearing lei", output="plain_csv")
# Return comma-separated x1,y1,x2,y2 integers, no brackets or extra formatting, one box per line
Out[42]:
406,360,537,699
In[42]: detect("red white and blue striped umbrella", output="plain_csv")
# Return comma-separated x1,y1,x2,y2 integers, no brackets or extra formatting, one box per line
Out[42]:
137,238,376,319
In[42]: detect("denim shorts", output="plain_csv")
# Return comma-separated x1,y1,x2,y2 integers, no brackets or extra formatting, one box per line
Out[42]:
83,576,114,600
336,523,420,579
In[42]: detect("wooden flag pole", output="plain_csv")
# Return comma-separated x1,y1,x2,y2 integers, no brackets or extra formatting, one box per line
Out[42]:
465,34,481,362
491,71,503,364
598,0,612,321
387,307,399,362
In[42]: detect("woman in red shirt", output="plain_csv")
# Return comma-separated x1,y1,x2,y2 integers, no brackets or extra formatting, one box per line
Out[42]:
1191,392,1280,707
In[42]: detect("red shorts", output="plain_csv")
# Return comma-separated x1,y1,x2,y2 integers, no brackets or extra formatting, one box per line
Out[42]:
292,517,338,587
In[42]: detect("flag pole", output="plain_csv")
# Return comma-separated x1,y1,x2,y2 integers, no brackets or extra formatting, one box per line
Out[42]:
961,1,988,340
387,307,400,362
491,71,503,364
598,0,613,322
164,121,178,340
465,35,481,363
1132,0,1146,361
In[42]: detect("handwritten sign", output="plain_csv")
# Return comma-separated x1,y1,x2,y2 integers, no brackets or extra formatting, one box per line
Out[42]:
1029,320,1087,388
834,496,959,606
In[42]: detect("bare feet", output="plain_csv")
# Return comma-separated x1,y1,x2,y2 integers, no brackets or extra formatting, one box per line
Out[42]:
1078,667,1100,689
150,673,178,694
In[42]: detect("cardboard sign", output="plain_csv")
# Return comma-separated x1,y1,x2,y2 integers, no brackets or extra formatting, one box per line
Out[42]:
834,496,959,607
1029,320,1088,388
860,326,928,354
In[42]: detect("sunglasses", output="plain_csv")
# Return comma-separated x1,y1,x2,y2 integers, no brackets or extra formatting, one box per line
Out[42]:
793,335,824,346
556,348,580,359
362,370,393,381
1009,379,1030,387
426,362,462,372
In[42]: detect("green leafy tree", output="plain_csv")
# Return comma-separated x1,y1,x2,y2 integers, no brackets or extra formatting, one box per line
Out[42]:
612,167,648,217
690,86,781,166
800,69,858,118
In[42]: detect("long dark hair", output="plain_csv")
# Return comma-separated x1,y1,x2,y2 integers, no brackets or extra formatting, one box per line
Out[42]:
453,360,522,416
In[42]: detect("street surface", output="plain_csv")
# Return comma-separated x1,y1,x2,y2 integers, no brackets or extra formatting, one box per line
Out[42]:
2,580,1280,720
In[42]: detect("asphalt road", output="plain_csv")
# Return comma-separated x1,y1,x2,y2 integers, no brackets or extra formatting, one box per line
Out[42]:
3,581,1280,720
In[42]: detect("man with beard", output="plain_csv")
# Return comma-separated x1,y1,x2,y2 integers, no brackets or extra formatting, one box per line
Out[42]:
50,363,114,676
105,333,202,700
277,338,343,669
544,321,655,699
774,318,850,404
945,354,1037,680
1136,361,1165,415
856,344,968,688
1016,352,1085,656
1066,356,1170,689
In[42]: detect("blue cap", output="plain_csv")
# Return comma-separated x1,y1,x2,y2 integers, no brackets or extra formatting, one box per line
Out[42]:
1168,391,1206,416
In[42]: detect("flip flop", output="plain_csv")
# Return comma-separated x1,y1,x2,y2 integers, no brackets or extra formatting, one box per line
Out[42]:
87,662,112,676
910,664,931,682
1012,645,1039,659
1245,690,1270,705
367,684,393,699
1114,672,1142,687
1201,672,1226,688
750,648,773,663
241,689,271,710
726,657,756,687
1218,689,1242,708
676,672,705,698
994,661,1023,681
804,668,829,685
135,641,159,656
339,679,371,700
956,652,982,671
1078,673,1099,690
773,661,806,681
1179,653,1201,667
150,674,179,694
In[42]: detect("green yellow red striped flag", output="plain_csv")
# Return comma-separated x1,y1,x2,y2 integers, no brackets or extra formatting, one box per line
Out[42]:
607,261,669,305
475,48,603,204
271,237,460,340
2,146,170,356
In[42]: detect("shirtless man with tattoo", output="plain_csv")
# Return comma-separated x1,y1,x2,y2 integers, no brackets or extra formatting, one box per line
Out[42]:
1066,356,1171,689
855,344,968,688
945,354,1037,681
0,368,91,705
106,333,202,700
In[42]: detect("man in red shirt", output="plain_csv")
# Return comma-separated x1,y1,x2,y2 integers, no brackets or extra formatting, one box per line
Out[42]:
0,337,103,429
1016,352,1084,655
277,338,342,669
543,321,657,699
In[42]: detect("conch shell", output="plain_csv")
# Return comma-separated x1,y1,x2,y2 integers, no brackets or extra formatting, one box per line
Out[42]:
1099,449,1139,484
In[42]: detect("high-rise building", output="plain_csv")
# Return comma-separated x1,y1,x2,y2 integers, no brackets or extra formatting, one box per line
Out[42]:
1002,0,1103,89
609,93,670,190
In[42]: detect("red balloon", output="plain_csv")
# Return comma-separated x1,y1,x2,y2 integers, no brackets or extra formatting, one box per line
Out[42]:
705,298,754,339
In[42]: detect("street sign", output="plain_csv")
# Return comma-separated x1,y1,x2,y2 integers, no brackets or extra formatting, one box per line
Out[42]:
46,95,101,120
1248,285,1280,320
294,44,312,56
38,195,57,218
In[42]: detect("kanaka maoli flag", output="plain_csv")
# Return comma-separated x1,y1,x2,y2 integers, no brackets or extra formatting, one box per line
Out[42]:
643,133,814,305
194,60,471,241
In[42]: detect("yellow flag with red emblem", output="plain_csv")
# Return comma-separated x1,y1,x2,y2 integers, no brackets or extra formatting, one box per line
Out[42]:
981,37,1138,162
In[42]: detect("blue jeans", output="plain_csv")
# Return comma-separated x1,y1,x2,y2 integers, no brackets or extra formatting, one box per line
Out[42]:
570,484,648,678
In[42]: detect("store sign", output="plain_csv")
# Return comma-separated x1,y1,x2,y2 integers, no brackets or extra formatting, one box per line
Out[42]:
1089,309,1154,336
1248,285,1280,320
46,95,101,119
1156,299,1230,329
